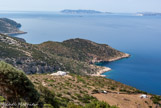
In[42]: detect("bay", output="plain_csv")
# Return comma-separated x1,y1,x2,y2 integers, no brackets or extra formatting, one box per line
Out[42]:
0,12,161,95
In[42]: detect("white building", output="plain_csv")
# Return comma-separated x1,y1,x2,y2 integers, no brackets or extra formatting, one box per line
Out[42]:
51,71,67,76
102,90,108,94
140,94,148,98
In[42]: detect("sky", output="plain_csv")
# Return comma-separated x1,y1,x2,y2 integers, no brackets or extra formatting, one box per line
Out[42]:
0,0,161,13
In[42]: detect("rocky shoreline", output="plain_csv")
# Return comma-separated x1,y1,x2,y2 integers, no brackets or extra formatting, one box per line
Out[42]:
91,53,130,64
91,67,111,77
92,53,130,77
4,31,27,36
108,53,130,62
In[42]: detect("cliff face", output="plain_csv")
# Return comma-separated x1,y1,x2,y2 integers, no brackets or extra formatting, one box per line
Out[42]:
0,18,26,35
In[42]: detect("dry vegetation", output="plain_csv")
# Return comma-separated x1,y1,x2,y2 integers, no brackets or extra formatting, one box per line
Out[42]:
94,93,157,108
27,74,160,108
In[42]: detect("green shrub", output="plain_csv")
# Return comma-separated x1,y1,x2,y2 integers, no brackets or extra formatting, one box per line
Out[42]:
37,85,59,108
85,101,118,108
0,61,39,104
78,94,96,104
57,93,62,97
92,89,100,94
151,95,161,105
0,96,5,102
67,103,83,108
77,76,86,83
44,104,54,108
46,80,55,82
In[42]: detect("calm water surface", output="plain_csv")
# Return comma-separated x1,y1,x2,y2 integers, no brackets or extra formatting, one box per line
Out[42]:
0,12,161,95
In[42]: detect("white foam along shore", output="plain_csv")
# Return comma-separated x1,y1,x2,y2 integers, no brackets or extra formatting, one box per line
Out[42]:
91,67,111,77
92,53,130,77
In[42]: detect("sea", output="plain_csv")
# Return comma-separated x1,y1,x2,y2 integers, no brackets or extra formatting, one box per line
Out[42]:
0,11,161,95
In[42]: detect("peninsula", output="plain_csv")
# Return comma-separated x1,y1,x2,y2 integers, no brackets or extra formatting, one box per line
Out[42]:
0,33,129,75
0,18,161,108
0,18,26,35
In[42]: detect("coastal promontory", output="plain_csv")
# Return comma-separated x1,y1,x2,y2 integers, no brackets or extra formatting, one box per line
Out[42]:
0,34,129,75
0,18,160,108
0,18,26,35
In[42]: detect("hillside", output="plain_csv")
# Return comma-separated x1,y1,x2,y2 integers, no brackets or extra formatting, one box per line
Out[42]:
0,18,26,35
0,61,119,108
0,34,100,75
0,34,129,75
0,61,39,105
38,38,129,63
28,74,160,108
0,61,161,108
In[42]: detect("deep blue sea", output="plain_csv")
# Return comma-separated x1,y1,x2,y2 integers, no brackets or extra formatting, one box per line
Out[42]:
0,12,161,95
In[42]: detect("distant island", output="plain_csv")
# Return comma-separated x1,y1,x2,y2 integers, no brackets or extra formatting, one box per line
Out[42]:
61,9,110,14
136,12,161,16
0,18,27,35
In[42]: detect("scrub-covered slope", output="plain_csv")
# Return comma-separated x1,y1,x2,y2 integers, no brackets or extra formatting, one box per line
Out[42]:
0,34,101,75
0,34,129,75
0,18,26,35
38,38,129,63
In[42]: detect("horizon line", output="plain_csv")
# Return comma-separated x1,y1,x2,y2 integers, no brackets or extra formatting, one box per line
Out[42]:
0,10,161,14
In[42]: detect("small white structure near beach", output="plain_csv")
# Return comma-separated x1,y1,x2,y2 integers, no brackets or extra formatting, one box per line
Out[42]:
140,94,148,98
51,71,67,76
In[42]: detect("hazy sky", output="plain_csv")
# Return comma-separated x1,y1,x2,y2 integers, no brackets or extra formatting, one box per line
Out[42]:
0,0,161,13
